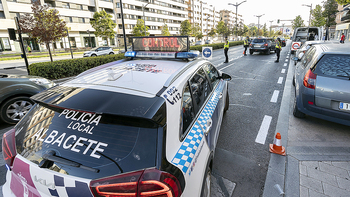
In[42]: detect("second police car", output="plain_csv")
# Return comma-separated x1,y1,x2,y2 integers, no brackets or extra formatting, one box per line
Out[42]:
2,36,231,197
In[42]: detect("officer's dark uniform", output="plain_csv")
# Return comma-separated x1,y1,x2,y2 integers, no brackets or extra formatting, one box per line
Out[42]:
224,38,229,63
275,38,282,63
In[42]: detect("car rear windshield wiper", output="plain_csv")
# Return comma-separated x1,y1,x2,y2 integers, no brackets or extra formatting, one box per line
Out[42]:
336,69,350,80
39,151,99,173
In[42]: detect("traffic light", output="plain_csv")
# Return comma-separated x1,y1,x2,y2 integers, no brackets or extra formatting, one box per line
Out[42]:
277,19,280,24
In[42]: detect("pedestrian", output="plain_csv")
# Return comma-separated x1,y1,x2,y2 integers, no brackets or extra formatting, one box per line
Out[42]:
27,45,32,53
243,36,249,56
275,38,282,63
224,36,229,63
340,33,345,44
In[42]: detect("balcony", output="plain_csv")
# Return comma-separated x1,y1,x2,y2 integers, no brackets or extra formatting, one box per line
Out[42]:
341,14,350,22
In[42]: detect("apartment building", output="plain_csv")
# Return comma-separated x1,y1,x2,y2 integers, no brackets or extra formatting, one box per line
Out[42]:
187,0,220,36
0,0,187,52
220,9,243,32
335,3,350,40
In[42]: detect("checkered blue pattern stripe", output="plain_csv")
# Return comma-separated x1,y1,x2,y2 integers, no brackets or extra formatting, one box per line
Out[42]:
171,81,225,173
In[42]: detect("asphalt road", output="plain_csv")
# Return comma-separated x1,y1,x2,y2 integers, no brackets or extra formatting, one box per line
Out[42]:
1,41,349,197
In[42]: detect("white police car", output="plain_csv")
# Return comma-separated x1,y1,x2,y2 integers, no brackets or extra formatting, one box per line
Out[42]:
2,36,231,197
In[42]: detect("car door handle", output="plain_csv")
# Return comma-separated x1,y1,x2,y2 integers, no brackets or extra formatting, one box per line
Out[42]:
204,119,213,136
219,93,223,99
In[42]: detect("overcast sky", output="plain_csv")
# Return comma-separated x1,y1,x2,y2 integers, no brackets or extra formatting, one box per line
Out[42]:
207,0,326,27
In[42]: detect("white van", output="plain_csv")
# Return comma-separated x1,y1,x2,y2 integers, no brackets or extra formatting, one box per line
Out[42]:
291,27,324,54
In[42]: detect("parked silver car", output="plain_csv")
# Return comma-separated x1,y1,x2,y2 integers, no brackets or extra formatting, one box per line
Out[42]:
83,47,114,57
293,44,350,126
293,40,338,65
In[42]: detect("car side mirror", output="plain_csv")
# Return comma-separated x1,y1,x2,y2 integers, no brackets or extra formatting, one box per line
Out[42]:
221,73,232,81
292,57,299,61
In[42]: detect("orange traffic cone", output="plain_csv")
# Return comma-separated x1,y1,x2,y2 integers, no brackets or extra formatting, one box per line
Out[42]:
269,133,286,156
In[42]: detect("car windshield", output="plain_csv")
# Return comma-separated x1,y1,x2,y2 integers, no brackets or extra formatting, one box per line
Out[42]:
253,39,266,43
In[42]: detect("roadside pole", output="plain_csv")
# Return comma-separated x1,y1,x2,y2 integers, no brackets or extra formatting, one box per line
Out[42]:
14,17,30,74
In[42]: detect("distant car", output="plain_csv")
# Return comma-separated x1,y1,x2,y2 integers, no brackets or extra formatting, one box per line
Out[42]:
195,40,204,45
249,38,276,55
83,47,114,57
205,40,213,44
0,74,55,124
293,44,350,126
280,38,286,47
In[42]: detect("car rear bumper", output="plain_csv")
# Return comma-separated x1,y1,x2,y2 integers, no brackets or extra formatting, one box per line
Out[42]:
249,47,269,52
297,92,350,126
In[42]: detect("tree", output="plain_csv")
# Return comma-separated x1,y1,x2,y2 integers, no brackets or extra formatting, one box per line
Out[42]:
161,24,170,36
208,28,216,37
191,24,203,40
248,26,257,37
180,20,191,36
131,19,149,36
242,25,249,36
90,10,116,46
19,2,67,62
311,5,326,27
292,15,305,29
262,23,268,37
335,0,350,4
323,0,338,28
216,21,229,40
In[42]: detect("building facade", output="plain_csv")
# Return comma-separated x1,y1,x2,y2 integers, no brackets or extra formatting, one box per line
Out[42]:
335,3,350,41
220,9,243,37
0,0,188,52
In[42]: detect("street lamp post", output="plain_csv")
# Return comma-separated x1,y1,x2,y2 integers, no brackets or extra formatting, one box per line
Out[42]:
120,0,127,52
269,20,273,36
206,16,210,41
302,3,312,27
228,1,247,38
142,3,149,36
254,14,264,37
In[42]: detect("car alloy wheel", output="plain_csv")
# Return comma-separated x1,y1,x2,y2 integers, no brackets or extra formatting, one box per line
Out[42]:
0,96,34,124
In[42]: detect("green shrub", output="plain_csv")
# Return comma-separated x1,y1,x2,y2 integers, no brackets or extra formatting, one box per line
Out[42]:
189,41,243,52
29,53,125,80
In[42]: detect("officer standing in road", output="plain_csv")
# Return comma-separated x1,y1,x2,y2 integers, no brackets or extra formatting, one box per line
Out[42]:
243,36,249,56
224,36,229,63
275,38,282,63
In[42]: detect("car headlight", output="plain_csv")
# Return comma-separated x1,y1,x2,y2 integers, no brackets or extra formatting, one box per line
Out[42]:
29,78,52,85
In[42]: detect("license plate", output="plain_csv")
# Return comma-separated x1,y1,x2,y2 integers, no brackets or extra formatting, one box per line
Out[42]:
255,44,261,47
339,102,350,111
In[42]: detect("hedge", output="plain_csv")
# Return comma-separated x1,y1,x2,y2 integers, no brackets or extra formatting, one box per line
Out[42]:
29,53,125,80
189,40,244,52
29,41,243,80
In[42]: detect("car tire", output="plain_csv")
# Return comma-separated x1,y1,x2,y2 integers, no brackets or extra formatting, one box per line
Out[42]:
200,166,211,197
249,50,253,55
266,48,271,55
109,52,114,55
292,76,295,86
91,54,97,57
224,92,229,113
293,93,305,118
0,96,34,124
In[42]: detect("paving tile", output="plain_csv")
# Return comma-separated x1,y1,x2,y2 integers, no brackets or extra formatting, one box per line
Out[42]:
319,162,350,179
300,186,309,197
301,161,319,170
300,174,323,193
323,182,350,197
331,161,350,171
309,188,328,197
336,176,350,191
300,163,307,176
307,167,337,186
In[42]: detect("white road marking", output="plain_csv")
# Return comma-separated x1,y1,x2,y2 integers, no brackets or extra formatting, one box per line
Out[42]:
270,90,280,103
255,115,272,145
229,104,256,108
285,59,288,62
283,63,287,67
217,63,223,66
219,64,233,71
277,77,283,84
243,93,252,96
281,69,286,73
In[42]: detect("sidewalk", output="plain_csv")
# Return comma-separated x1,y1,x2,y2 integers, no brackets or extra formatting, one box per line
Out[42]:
263,52,350,197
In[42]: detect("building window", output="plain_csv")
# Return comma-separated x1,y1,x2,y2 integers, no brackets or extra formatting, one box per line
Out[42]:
69,17,73,23
80,5,83,10
116,2,120,8
88,6,95,12
0,11,5,19
79,18,85,23
63,2,70,9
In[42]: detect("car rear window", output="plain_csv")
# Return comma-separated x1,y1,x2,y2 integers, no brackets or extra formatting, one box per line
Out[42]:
314,54,350,78
253,39,266,43
15,104,159,179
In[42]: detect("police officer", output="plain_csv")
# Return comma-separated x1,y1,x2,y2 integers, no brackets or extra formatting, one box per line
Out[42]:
243,36,249,56
224,36,229,63
275,38,282,63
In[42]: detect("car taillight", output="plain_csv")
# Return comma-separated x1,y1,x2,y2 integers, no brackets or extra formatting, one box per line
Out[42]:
249,44,252,47
264,43,268,46
2,129,17,169
90,169,182,197
303,69,317,89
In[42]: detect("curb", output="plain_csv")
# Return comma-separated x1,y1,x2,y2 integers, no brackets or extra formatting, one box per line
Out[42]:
263,50,294,197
